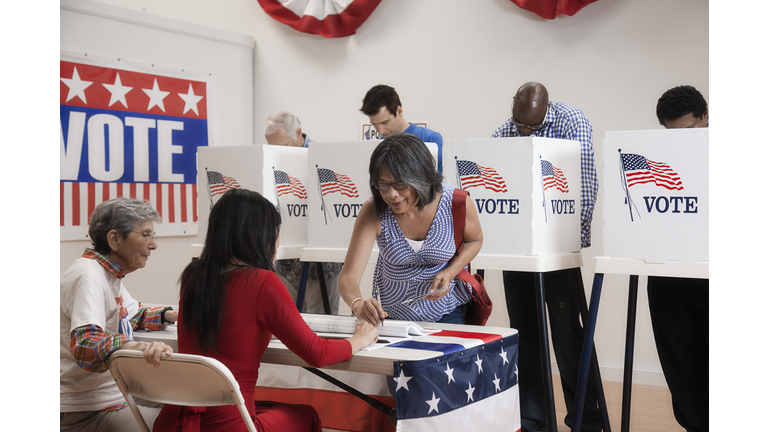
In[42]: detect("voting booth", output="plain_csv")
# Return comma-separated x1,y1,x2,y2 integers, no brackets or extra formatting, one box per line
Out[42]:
442,138,582,257
602,128,709,263
305,141,439,259
571,128,710,430
197,145,309,259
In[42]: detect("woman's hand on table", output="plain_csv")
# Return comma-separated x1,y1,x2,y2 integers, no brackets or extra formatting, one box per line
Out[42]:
119,341,173,368
352,298,388,327
347,321,379,353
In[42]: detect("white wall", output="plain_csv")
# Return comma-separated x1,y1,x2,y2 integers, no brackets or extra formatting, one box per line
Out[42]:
62,0,709,386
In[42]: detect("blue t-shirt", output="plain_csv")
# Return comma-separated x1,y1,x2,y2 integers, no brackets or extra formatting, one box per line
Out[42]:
404,123,444,174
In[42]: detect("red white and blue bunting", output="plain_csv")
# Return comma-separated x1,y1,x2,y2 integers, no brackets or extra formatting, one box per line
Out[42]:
509,0,599,19
257,0,382,38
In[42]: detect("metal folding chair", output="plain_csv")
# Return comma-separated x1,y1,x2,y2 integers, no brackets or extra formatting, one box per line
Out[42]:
109,350,257,432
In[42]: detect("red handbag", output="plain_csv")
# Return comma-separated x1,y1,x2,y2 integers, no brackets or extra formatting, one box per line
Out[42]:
451,188,493,326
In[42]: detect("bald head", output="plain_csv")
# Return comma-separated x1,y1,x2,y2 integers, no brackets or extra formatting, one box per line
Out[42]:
512,82,549,135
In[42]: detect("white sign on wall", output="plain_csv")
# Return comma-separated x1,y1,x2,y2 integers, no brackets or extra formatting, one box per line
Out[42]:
197,145,309,259
602,128,709,263
307,141,438,250
442,138,581,256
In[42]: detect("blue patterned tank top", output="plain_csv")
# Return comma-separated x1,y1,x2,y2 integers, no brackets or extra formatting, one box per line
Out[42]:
373,184,472,322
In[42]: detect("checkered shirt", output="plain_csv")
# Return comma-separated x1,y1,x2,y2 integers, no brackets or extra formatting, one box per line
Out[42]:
491,101,598,248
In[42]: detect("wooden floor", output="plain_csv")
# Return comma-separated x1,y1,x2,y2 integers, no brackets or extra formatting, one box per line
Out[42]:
552,375,685,432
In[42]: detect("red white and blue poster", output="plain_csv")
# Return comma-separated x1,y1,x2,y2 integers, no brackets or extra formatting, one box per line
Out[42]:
60,55,212,240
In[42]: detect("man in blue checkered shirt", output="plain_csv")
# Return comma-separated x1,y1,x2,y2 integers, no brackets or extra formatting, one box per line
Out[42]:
491,82,602,432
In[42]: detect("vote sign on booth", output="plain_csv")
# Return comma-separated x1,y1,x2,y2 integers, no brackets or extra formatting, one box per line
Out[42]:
197,145,309,259
602,128,709,263
442,138,582,256
307,141,439,250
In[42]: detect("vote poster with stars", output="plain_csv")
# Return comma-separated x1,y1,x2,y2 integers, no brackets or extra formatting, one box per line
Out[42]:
60,57,211,240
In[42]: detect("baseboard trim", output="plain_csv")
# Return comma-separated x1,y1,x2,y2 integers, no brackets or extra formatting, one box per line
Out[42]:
551,363,669,387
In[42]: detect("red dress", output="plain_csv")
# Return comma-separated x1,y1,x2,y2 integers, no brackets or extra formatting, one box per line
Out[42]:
153,268,352,432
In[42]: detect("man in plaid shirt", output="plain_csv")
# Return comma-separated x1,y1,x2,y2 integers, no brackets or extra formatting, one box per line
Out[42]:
491,82,602,432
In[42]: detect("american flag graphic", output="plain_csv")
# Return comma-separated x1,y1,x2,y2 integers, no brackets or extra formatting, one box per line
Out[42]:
207,171,240,197
60,59,208,239
621,153,683,190
457,160,508,193
274,170,308,199
317,168,359,198
541,160,569,193
392,331,521,431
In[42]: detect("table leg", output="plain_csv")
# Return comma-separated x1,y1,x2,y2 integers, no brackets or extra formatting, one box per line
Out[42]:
535,272,558,432
315,262,331,315
572,272,604,432
302,367,397,425
296,262,310,312
621,275,639,432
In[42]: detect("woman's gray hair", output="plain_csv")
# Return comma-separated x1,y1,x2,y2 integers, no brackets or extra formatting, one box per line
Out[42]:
88,198,162,255
368,133,443,217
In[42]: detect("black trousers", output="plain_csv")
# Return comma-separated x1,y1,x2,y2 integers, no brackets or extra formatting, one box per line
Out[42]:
647,276,709,432
504,268,603,432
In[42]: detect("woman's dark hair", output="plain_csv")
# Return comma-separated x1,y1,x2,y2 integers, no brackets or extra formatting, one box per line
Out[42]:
369,133,443,217
180,188,281,352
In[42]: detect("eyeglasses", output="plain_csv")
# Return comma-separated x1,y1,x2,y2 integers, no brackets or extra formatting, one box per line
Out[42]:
373,182,409,191
132,231,158,242
512,104,549,132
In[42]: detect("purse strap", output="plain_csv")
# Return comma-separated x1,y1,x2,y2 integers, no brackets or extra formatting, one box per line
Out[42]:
451,188,474,283
451,188,467,255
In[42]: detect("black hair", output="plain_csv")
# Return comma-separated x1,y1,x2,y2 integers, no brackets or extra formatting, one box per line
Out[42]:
656,85,708,126
179,188,281,352
360,84,402,117
368,133,443,217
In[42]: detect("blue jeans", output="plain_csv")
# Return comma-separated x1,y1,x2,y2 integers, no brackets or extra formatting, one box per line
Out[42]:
437,302,468,324
504,268,603,432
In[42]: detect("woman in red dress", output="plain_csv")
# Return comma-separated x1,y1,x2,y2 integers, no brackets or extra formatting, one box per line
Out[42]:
153,188,378,432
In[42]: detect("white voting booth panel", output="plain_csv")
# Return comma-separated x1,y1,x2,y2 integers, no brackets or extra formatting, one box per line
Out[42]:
306,141,439,258
442,138,581,257
602,128,709,263
197,145,309,259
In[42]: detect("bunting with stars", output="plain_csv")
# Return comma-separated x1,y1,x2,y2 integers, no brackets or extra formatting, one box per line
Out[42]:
393,333,521,431
60,56,212,240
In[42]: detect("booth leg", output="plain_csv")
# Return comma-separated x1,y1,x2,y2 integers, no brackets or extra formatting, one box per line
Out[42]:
575,277,612,432
315,262,331,315
572,273,604,432
295,262,310,312
620,275,639,432
535,272,558,432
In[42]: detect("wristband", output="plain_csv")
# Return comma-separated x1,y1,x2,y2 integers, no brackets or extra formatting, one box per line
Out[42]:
160,307,174,325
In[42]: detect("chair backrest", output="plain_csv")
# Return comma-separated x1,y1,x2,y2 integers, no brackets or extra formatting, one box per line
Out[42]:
109,350,257,432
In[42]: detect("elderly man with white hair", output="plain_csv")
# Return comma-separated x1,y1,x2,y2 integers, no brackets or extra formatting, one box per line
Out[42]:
264,110,311,147
263,111,343,314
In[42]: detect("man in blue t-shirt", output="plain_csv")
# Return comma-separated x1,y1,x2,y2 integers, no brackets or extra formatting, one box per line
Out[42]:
360,84,444,173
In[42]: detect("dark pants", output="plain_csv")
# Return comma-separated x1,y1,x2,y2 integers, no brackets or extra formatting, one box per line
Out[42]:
437,302,469,324
504,268,602,432
647,276,709,432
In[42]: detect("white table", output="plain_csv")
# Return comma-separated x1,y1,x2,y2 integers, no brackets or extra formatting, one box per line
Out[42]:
135,318,519,429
